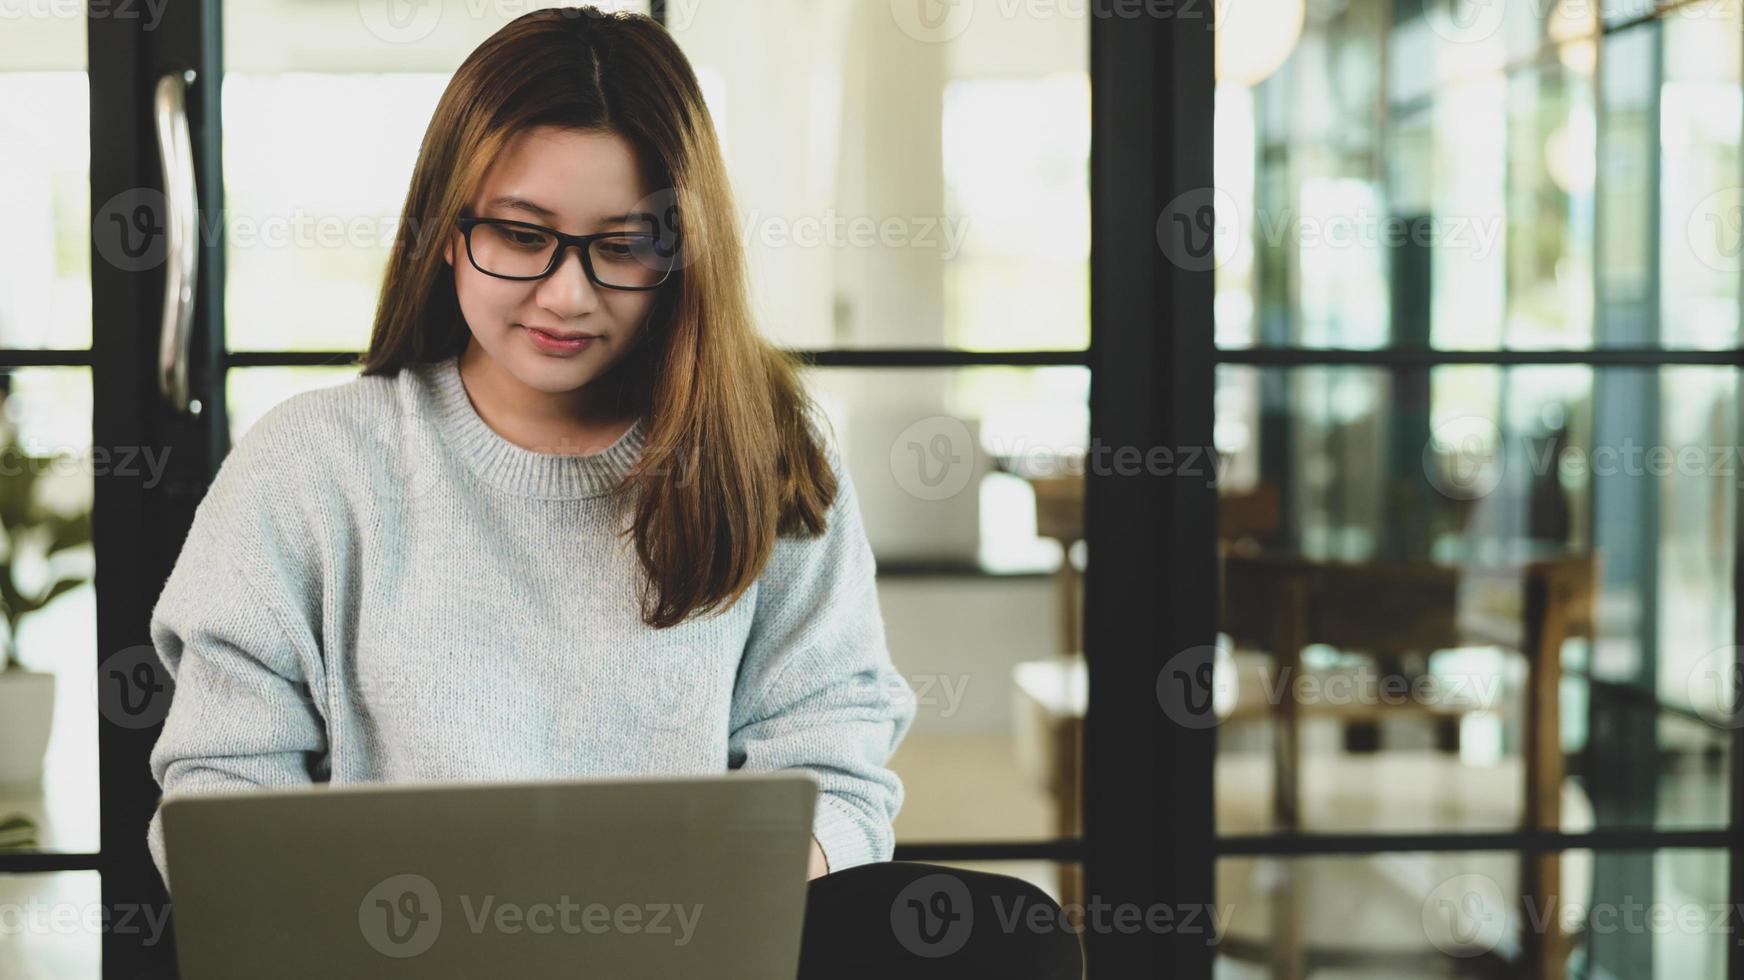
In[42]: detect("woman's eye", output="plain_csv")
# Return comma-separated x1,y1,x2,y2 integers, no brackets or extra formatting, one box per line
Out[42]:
596,238,649,261
484,225,551,249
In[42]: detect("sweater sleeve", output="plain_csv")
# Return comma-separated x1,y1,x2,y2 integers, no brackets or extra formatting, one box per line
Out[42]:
144,406,330,894
726,435,918,873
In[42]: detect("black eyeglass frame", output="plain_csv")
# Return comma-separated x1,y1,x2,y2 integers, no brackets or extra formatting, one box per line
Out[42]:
453,216,678,290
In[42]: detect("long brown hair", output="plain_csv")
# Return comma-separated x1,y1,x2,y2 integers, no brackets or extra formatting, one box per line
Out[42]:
359,5,838,629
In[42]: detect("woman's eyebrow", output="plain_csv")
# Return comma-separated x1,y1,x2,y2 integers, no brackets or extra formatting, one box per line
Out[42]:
486,195,558,220
485,195,654,230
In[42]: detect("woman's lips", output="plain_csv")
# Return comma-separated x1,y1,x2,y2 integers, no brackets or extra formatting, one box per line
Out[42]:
523,325,597,354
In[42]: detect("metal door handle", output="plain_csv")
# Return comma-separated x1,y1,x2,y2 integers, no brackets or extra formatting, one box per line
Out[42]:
154,69,200,416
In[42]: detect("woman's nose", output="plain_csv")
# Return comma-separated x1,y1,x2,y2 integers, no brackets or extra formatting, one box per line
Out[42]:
535,244,601,317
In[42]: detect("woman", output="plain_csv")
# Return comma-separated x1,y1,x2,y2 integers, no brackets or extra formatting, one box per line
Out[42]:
144,7,1082,977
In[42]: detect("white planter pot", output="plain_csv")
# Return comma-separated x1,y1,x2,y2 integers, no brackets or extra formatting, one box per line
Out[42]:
0,669,56,787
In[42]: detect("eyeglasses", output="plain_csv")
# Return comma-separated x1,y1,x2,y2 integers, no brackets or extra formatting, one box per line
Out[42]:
453,216,677,290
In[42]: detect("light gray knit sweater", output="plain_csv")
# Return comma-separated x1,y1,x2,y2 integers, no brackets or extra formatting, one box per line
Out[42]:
144,353,916,891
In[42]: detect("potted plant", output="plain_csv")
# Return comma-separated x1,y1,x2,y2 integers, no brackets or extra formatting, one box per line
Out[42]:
0,813,37,849
0,374,93,788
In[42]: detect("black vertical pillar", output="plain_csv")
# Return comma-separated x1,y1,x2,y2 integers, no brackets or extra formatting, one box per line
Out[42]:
1085,8,1217,979
91,0,228,976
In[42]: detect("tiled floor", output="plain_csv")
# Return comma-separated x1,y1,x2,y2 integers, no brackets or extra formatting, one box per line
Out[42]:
887,729,1733,977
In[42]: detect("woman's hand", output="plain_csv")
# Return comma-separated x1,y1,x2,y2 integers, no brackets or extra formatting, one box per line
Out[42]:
806,836,830,881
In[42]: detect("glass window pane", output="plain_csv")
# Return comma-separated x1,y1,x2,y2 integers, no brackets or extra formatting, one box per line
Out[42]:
225,365,361,446
806,367,1086,845
221,1,651,353
1216,848,1729,978
1386,0,1598,109
223,2,1091,354
668,2,1089,350
1603,0,1664,28
1656,12,1742,349
1501,61,1596,349
0,872,105,978
1222,1,1744,351
0,13,88,349
1212,365,1733,836
0,369,96,856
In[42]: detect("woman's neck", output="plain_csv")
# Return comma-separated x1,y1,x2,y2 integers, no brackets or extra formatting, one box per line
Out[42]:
457,341,636,456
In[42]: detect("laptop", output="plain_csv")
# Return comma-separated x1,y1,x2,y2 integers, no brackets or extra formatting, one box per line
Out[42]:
161,771,817,979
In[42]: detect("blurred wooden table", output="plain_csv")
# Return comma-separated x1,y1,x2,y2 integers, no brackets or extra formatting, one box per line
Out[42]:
1015,471,1597,976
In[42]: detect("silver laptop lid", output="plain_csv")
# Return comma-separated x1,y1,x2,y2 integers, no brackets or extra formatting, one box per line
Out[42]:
162,771,817,979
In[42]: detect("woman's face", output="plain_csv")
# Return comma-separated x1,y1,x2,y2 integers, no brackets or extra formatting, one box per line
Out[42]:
444,125,661,408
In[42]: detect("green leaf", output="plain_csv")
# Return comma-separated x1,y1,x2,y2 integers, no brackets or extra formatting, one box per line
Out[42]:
25,575,87,615
0,813,39,850
44,510,93,554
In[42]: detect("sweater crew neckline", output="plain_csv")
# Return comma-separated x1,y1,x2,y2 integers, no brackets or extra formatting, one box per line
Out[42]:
422,354,647,500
